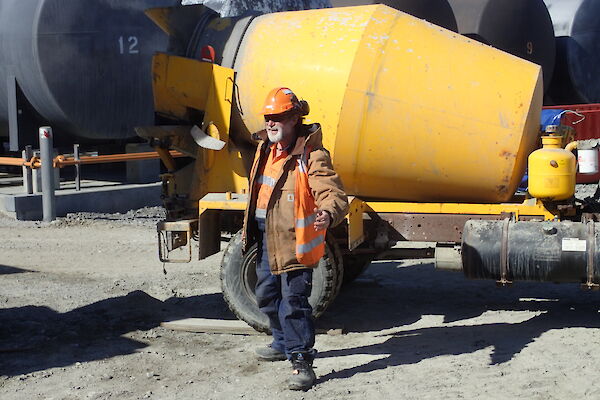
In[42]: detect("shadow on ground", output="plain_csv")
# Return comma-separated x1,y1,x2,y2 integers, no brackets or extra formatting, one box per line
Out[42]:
0,291,236,377
0,265,32,275
315,260,600,382
322,261,600,333
3,260,600,378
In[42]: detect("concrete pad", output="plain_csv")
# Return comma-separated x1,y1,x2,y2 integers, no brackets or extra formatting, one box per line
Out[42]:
0,182,162,220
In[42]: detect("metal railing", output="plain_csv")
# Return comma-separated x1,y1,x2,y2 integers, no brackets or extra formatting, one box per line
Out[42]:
0,149,183,168
1,127,185,221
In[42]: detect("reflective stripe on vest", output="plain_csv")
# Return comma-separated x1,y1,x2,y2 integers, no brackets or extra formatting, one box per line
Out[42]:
294,148,325,266
255,144,287,219
296,234,325,255
295,213,317,229
257,175,276,187
255,208,267,219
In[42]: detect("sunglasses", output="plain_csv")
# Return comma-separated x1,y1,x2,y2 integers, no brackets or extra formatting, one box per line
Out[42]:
264,113,293,123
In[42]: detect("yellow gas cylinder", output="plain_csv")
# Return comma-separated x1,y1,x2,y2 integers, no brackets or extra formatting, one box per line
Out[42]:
528,136,576,201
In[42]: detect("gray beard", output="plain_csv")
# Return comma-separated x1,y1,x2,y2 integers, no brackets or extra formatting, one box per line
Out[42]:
267,129,283,143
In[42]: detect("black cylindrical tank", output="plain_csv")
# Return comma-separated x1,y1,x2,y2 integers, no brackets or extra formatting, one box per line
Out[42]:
329,0,458,32
0,0,179,142
544,0,600,104
448,0,555,91
462,220,600,284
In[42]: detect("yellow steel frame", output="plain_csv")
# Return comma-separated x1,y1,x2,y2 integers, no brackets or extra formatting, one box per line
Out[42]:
151,53,248,195
364,199,557,220
197,194,558,251
152,52,234,133
198,193,248,215
347,197,367,251
345,198,558,250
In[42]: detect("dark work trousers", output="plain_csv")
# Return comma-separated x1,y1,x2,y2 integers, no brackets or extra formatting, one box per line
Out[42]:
254,217,315,358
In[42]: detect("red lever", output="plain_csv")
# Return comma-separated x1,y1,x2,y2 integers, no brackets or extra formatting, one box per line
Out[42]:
201,45,215,63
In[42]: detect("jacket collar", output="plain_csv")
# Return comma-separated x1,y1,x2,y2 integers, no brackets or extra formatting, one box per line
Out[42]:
291,123,323,155
255,123,323,156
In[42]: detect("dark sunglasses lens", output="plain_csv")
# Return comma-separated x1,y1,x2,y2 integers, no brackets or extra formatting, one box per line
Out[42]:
265,114,287,122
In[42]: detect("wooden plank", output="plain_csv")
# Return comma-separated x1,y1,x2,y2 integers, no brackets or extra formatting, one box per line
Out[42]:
161,318,345,336
161,318,261,335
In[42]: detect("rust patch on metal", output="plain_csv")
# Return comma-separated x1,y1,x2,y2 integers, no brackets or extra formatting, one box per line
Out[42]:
499,150,516,159
376,213,545,243
496,185,509,196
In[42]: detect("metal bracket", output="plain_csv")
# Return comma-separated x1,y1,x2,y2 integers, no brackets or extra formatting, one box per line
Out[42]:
582,220,599,290
157,219,198,263
497,216,513,287
346,196,366,250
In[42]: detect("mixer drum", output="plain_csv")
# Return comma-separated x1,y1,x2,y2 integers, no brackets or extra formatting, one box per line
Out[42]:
230,5,543,203
329,0,458,31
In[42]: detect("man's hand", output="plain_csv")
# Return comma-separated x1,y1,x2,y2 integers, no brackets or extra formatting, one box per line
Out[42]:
313,208,331,231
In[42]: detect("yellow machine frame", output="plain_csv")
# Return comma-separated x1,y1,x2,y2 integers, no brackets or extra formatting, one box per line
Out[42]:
196,193,559,259
145,47,560,263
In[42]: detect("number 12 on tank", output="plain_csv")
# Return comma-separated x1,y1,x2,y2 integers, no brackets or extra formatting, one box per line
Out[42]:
118,36,139,54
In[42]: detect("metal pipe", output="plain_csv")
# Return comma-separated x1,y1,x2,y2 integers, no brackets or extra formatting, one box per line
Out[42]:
24,157,39,169
74,144,80,191
155,147,177,171
0,156,26,166
7,149,183,169
39,126,56,222
53,150,183,168
22,145,33,194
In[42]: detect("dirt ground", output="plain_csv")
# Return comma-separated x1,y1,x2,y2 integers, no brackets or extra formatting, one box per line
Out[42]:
3,208,600,400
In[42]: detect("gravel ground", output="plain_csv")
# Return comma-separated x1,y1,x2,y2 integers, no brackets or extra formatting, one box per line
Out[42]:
3,207,600,399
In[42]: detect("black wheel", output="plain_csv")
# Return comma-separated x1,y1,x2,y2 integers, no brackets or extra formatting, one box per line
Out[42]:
220,230,343,333
342,254,374,285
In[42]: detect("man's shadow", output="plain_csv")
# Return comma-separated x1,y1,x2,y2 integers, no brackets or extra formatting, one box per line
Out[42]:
316,260,600,383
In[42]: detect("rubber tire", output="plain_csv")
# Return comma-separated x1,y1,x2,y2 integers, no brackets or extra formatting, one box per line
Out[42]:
342,254,374,285
220,230,343,333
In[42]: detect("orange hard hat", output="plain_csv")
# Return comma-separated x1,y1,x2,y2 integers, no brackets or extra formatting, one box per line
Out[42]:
260,87,303,116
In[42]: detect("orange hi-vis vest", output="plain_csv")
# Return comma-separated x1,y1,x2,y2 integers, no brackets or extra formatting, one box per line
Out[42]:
255,144,288,220
294,148,325,266
255,143,325,266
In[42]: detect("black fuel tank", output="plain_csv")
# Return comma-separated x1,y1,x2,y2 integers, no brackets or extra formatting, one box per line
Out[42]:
0,0,179,146
462,220,600,284
544,0,600,104
448,0,555,92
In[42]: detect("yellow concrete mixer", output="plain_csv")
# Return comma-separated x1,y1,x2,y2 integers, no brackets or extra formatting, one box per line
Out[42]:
137,4,591,332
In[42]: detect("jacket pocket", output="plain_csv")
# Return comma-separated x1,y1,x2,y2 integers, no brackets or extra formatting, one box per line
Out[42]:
279,189,296,232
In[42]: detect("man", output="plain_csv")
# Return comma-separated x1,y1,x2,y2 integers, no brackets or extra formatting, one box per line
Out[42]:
242,87,348,390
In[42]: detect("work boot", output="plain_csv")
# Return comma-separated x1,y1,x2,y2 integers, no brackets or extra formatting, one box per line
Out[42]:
287,351,316,391
255,344,286,361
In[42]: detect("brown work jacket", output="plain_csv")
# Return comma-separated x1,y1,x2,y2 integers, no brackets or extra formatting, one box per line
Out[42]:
242,123,349,274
